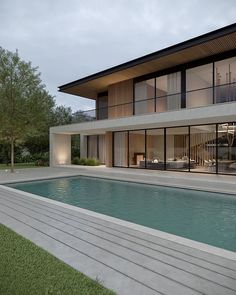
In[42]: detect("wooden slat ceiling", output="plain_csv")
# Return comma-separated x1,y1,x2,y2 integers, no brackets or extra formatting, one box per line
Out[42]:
59,30,236,100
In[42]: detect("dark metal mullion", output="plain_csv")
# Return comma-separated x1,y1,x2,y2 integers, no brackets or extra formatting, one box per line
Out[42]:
112,132,114,167
181,70,186,109
86,136,89,158
154,78,157,113
164,128,166,170
96,98,99,120
132,81,135,116
213,62,215,104
145,130,147,169
188,126,191,172
216,124,218,174
127,131,130,167
97,135,99,160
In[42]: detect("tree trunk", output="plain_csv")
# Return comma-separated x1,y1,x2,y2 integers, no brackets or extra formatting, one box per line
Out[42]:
10,137,14,173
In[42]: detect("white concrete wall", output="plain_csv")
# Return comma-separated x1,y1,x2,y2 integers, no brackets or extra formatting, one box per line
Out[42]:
50,102,236,135
50,133,71,166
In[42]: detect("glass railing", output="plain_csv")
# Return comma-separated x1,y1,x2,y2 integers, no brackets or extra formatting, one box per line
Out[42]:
72,82,236,124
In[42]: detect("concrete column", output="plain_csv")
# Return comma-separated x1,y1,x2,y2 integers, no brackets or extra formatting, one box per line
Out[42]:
80,135,87,158
50,133,71,166
105,131,113,167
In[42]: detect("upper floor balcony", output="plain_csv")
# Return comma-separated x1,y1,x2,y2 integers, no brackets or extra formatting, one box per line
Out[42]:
72,81,236,124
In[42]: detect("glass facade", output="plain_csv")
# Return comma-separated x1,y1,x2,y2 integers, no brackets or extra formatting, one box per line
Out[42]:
97,95,108,120
74,56,236,124
156,72,181,112
186,63,213,108
166,127,189,171
113,122,236,175
87,134,106,164
134,79,155,115
217,123,236,174
114,131,128,167
86,56,236,176
87,135,98,159
129,130,145,168
132,56,236,118
146,129,164,170
190,125,216,173
215,57,236,103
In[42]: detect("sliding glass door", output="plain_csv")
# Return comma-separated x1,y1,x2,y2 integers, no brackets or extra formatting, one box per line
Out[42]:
190,125,216,173
218,123,236,174
146,129,164,170
129,130,145,168
113,122,236,175
166,127,189,171
114,131,128,167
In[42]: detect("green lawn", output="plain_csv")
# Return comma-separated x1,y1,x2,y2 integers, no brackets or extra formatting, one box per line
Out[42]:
0,162,39,170
0,224,116,295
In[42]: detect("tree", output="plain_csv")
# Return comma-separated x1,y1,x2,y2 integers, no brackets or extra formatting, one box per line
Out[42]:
23,105,73,158
0,47,55,172
72,110,95,123
51,105,73,126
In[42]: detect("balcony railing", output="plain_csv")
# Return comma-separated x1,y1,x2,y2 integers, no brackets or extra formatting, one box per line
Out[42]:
72,82,236,124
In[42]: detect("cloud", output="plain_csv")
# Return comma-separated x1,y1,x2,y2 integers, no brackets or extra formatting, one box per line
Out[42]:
0,0,235,110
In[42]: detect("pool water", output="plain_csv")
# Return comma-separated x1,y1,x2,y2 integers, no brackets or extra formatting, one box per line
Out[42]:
8,176,236,252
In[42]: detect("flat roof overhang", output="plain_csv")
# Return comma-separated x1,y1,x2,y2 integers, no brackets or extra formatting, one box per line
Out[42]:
59,24,236,100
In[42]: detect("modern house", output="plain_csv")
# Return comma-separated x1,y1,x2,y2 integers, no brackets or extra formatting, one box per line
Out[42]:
50,23,236,175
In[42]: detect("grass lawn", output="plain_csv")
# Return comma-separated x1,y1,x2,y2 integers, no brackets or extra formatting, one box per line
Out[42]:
0,162,39,170
0,224,116,295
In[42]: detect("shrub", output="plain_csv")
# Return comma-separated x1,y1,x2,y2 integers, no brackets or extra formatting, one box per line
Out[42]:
71,157,80,165
34,152,49,166
85,158,100,166
72,157,100,166
78,158,87,165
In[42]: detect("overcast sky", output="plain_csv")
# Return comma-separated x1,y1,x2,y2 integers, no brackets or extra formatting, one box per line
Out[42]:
1,0,235,111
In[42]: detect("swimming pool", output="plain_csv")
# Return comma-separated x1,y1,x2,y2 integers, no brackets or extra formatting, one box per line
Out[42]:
8,176,236,252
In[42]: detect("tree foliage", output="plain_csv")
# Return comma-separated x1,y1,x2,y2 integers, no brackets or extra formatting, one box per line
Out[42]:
0,47,55,172
51,105,73,126
72,110,94,123
0,47,93,171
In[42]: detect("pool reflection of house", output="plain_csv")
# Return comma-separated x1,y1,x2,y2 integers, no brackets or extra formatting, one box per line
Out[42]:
50,24,236,175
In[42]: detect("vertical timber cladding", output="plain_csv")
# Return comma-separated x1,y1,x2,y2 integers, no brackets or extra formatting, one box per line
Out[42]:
105,131,113,167
108,79,133,119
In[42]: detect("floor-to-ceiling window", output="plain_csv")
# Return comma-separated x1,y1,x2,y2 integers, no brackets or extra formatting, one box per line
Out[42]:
215,57,236,104
186,63,213,108
146,129,165,170
134,79,155,115
114,131,128,167
156,72,181,112
87,135,98,159
97,95,108,120
113,122,236,175
166,127,189,171
98,135,106,164
218,123,236,174
190,124,216,173
132,56,236,120
129,130,145,168
87,134,106,164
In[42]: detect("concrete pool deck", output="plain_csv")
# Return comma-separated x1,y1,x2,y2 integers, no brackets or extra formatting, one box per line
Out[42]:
0,166,236,295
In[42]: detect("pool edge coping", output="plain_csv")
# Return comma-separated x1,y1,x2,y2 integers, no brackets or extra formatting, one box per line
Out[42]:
1,169,236,196
1,183,236,262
